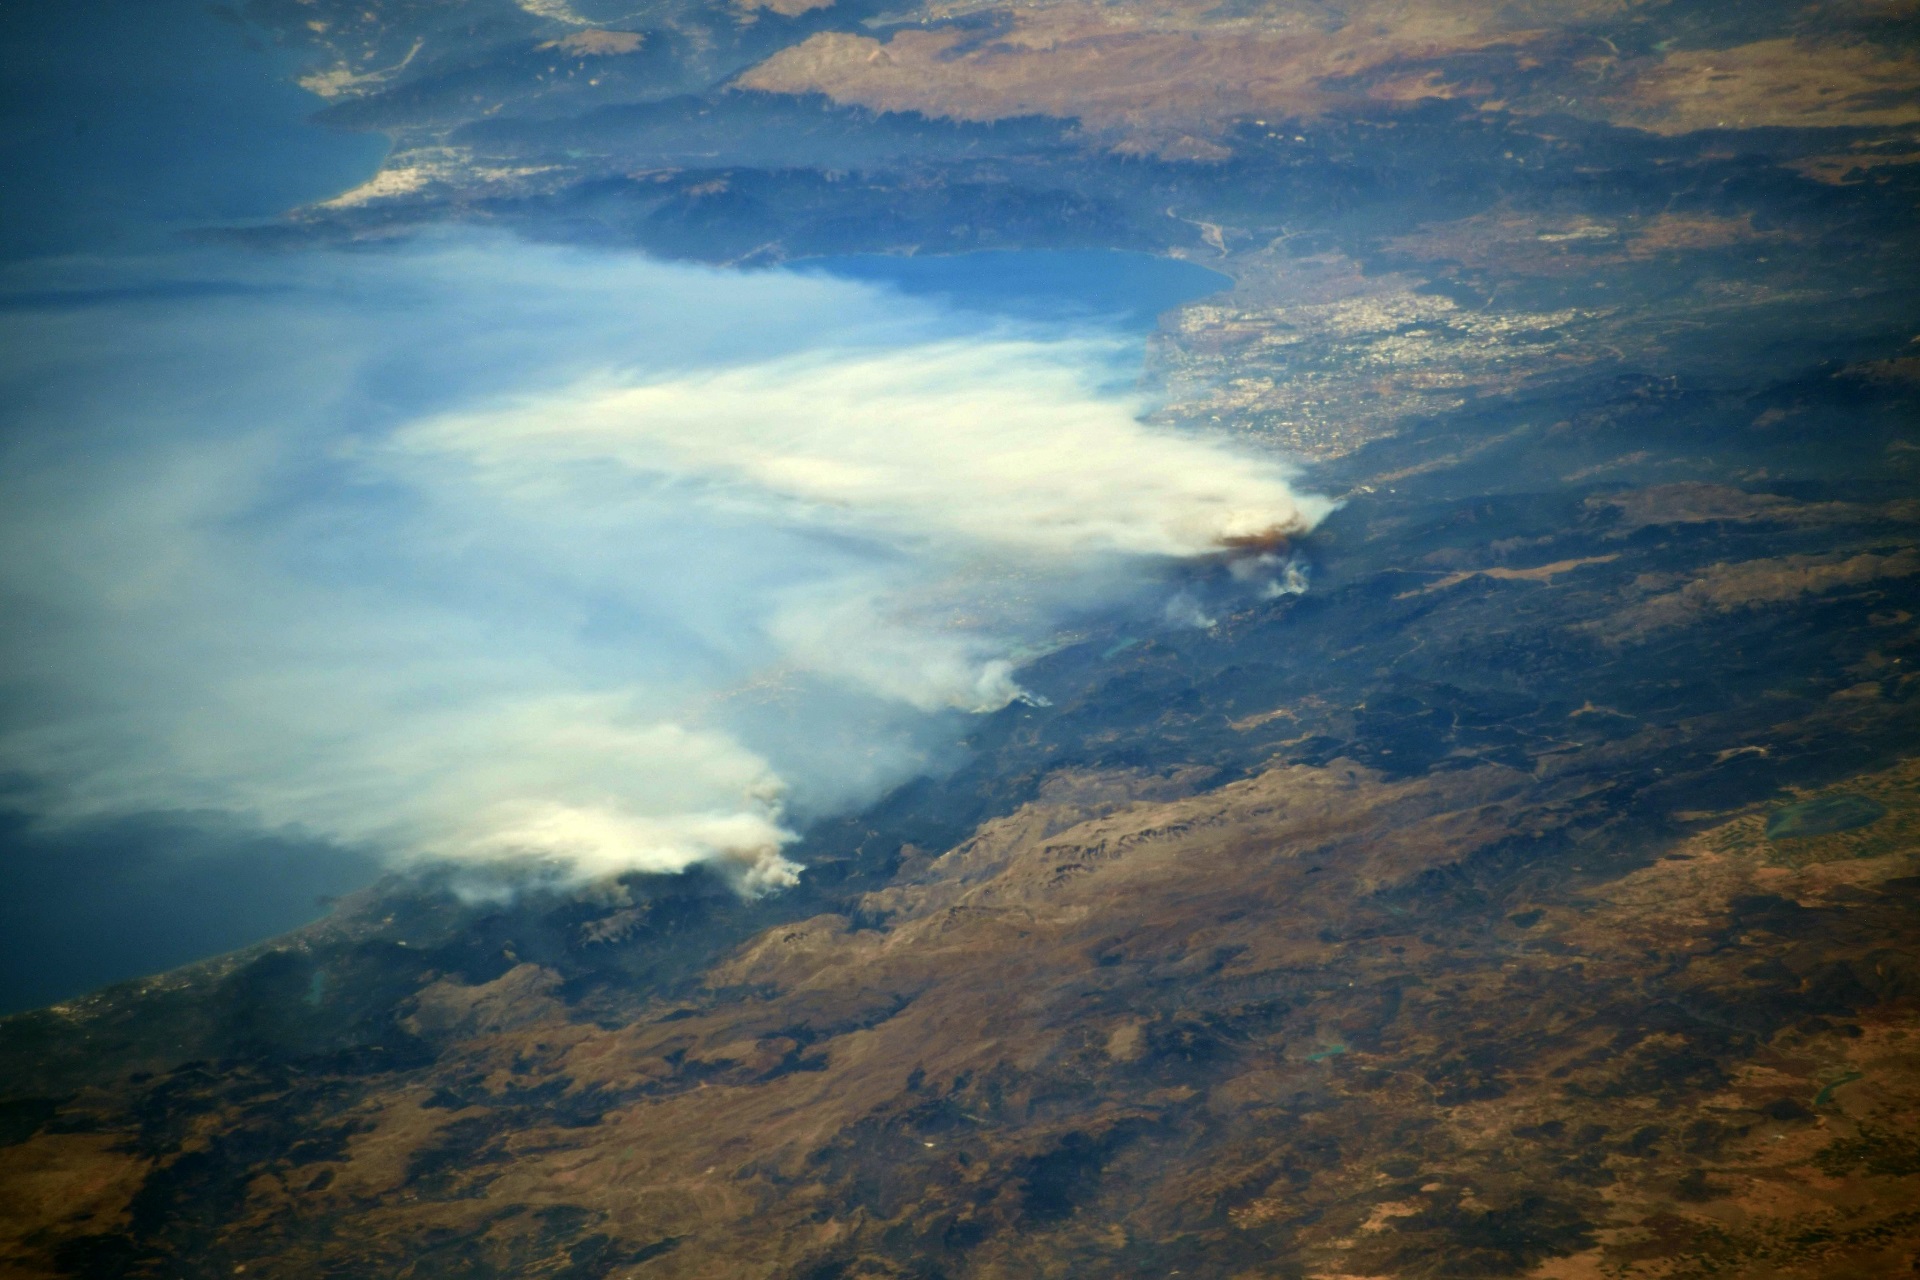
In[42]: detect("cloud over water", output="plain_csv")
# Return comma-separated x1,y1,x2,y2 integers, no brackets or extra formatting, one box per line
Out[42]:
0,236,1329,891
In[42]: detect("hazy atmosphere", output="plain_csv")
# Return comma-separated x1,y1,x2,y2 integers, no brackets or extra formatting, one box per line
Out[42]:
1,237,1314,919
2,0,1918,1273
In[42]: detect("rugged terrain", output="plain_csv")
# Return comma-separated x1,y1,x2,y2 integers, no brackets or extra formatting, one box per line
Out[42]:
3,0,1920,1274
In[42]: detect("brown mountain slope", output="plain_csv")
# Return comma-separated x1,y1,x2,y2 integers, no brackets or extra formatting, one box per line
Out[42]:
5,750,1919,1278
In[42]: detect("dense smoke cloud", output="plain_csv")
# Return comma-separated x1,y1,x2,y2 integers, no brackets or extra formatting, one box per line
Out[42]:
0,236,1329,891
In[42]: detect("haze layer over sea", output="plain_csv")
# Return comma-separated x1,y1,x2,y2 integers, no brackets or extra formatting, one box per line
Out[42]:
0,0,1330,1013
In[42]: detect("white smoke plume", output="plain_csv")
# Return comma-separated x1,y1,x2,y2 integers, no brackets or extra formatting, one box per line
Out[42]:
0,235,1329,891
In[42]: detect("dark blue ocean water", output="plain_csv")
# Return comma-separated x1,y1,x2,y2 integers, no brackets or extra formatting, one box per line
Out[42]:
0,4,1227,1015
0,0,389,259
